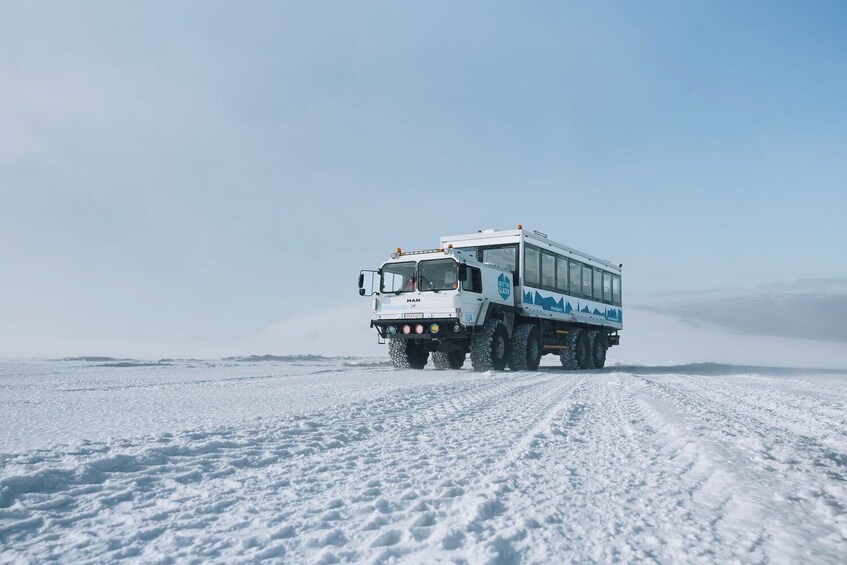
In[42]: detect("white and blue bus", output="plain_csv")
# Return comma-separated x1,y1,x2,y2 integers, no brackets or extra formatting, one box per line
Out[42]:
440,226,622,368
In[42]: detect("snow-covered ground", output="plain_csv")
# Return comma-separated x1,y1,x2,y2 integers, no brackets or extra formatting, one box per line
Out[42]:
2,356,847,563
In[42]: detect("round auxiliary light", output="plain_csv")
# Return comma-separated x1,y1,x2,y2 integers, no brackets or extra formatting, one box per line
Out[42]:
430,323,440,334
453,323,461,332
387,325,398,334
402,325,411,334
390,252,398,259
415,324,425,335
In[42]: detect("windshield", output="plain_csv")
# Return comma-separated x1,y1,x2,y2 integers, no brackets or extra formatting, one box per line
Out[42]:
381,262,416,293
418,259,458,292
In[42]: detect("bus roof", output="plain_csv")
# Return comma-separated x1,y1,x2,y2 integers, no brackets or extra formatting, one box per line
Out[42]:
440,227,621,273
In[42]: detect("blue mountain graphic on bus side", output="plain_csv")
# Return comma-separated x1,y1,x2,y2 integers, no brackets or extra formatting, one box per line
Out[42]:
523,289,621,322
534,291,564,313
605,307,622,322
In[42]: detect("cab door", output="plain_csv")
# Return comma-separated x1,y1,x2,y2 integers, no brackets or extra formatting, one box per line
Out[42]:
458,264,485,325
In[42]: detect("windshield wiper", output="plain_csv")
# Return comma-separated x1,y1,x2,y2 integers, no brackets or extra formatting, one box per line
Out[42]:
394,276,415,295
419,273,440,293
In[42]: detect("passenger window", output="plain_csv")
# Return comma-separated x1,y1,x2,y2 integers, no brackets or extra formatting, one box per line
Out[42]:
525,246,540,287
541,251,555,290
612,275,621,306
568,260,581,295
460,247,480,261
462,266,482,293
603,272,612,303
593,268,603,301
581,264,592,298
556,257,569,293
481,246,517,272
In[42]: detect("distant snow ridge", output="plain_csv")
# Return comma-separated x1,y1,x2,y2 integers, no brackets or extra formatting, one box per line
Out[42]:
667,293,847,343
222,354,358,363
58,356,131,362
53,354,367,366
95,361,175,368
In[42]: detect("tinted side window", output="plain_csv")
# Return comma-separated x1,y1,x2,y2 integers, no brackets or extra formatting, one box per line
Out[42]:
481,246,517,272
593,268,603,301
581,264,592,298
541,251,556,290
462,266,482,293
525,246,540,287
569,260,581,294
612,275,621,306
556,256,569,293
603,272,612,302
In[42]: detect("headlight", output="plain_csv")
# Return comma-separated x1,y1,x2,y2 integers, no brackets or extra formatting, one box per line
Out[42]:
430,323,440,334
415,324,425,334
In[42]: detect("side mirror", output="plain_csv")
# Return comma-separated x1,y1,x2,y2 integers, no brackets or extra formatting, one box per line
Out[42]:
458,264,467,280
358,269,379,297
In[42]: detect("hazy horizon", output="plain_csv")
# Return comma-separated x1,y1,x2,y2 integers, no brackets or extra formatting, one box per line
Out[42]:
3,1,845,356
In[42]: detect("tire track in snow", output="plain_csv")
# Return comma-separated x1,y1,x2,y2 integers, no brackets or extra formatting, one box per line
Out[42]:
0,371,561,563
399,373,587,563
459,373,756,563
273,372,584,563
2,368,846,563
634,372,847,562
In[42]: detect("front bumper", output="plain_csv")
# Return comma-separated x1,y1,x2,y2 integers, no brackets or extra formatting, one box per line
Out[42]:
371,318,469,339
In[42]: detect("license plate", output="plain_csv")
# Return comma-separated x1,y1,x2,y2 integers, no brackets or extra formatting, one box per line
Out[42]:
403,313,424,319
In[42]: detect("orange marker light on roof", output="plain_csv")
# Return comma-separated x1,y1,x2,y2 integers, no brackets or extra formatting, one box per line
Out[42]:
517,224,523,229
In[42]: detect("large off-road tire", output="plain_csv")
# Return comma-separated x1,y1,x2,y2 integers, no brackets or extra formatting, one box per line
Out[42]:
509,323,542,371
471,320,510,372
432,351,466,370
560,328,593,370
591,331,608,369
559,328,579,370
576,330,594,369
389,339,428,369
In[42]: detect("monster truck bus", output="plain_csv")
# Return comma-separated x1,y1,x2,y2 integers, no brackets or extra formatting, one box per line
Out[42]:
358,226,622,371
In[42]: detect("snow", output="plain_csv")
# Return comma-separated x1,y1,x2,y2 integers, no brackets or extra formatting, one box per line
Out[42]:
2,357,847,562
2,306,847,562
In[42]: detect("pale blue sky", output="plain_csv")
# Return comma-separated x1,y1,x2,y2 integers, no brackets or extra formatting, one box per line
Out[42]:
1,1,845,352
